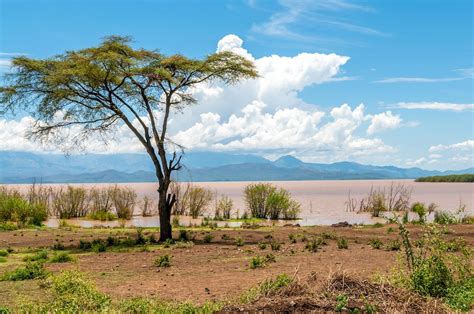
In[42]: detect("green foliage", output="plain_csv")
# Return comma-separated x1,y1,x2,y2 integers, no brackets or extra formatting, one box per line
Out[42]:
288,233,297,243
203,233,213,243
0,222,17,231
249,256,266,269
235,237,245,247
385,239,401,251
0,257,6,263
337,237,348,249
0,188,47,226
415,174,474,182
305,237,322,252
0,249,8,257
178,229,189,241
444,277,474,312
334,294,348,312
214,195,233,220
51,186,89,219
390,220,474,311
243,183,300,220
270,241,281,251
50,252,74,263
154,255,171,268
185,186,214,219
369,238,383,249
48,271,110,312
221,234,231,240
410,202,427,223
434,210,458,225
1,262,47,281
91,241,107,253
23,249,48,262
88,210,116,221
258,242,267,250
258,274,292,297
411,255,453,297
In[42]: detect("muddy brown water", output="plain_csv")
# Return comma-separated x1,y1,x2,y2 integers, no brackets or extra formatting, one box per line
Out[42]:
8,179,474,227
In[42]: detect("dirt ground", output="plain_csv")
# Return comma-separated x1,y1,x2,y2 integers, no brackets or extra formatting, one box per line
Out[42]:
0,223,473,309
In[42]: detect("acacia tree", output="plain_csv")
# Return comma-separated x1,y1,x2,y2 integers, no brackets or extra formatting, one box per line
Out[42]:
0,36,257,240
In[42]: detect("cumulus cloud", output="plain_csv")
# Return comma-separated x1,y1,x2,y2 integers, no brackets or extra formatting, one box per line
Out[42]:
0,35,400,164
392,102,474,112
366,111,402,135
413,140,474,169
429,140,474,153
173,102,396,161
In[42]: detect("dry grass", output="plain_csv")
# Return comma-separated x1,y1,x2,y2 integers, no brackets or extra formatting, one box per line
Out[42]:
225,271,449,313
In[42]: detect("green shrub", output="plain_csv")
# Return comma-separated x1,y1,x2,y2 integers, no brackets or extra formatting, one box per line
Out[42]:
434,210,457,225
288,233,297,243
178,229,189,241
50,252,74,263
79,240,92,250
0,257,6,263
337,237,348,249
1,262,47,281
258,242,267,250
258,274,292,297
240,273,293,304
235,237,244,247
0,222,17,231
203,233,213,243
163,238,174,248
243,183,300,220
305,238,320,253
249,256,265,269
91,241,107,253
411,202,426,223
270,241,281,251
385,239,401,251
0,249,8,257
88,210,116,221
411,255,453,297
221,234,231,240
49,271,110,312
369,238,383,249
154,255,171,267
111,186,136,219
23,250,48,262
444,277,474,312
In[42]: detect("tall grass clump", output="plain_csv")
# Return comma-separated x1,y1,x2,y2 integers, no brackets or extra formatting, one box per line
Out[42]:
347,182,411,217
140,196,156,217
51,186,89,218
244,183,300,220
0,186,47,226
111,186,136,219
214,195,233,220
187,186,213,219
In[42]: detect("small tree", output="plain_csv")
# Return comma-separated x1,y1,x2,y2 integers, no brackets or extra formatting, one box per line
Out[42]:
0,36,257,240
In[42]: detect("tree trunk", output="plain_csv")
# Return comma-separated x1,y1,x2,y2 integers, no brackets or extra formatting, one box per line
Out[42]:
158,185,175,241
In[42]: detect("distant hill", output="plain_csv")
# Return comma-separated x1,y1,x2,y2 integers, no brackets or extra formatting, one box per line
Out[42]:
0,151,473,184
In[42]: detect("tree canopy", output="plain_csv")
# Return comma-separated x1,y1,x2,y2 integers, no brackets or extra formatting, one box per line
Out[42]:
0,36,258,240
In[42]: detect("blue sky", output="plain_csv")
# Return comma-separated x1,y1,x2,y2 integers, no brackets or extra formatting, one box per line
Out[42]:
0,0,473,170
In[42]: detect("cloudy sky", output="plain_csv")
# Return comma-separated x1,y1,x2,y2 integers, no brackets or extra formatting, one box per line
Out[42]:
0,0,473,170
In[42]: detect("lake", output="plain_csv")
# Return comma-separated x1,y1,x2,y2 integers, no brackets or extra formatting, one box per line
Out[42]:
11,179,473,227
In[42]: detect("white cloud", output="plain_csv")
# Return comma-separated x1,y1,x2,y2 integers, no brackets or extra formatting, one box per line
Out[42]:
366,111,401,135
0,35,399,164
429,140,474,153
393,102,474,112
374,67,473,84
374,77,463,83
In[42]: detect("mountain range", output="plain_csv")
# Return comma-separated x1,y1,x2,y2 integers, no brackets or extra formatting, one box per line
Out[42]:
0,151,472,184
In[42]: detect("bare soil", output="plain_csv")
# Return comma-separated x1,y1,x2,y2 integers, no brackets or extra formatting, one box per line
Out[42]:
0,224,473,310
